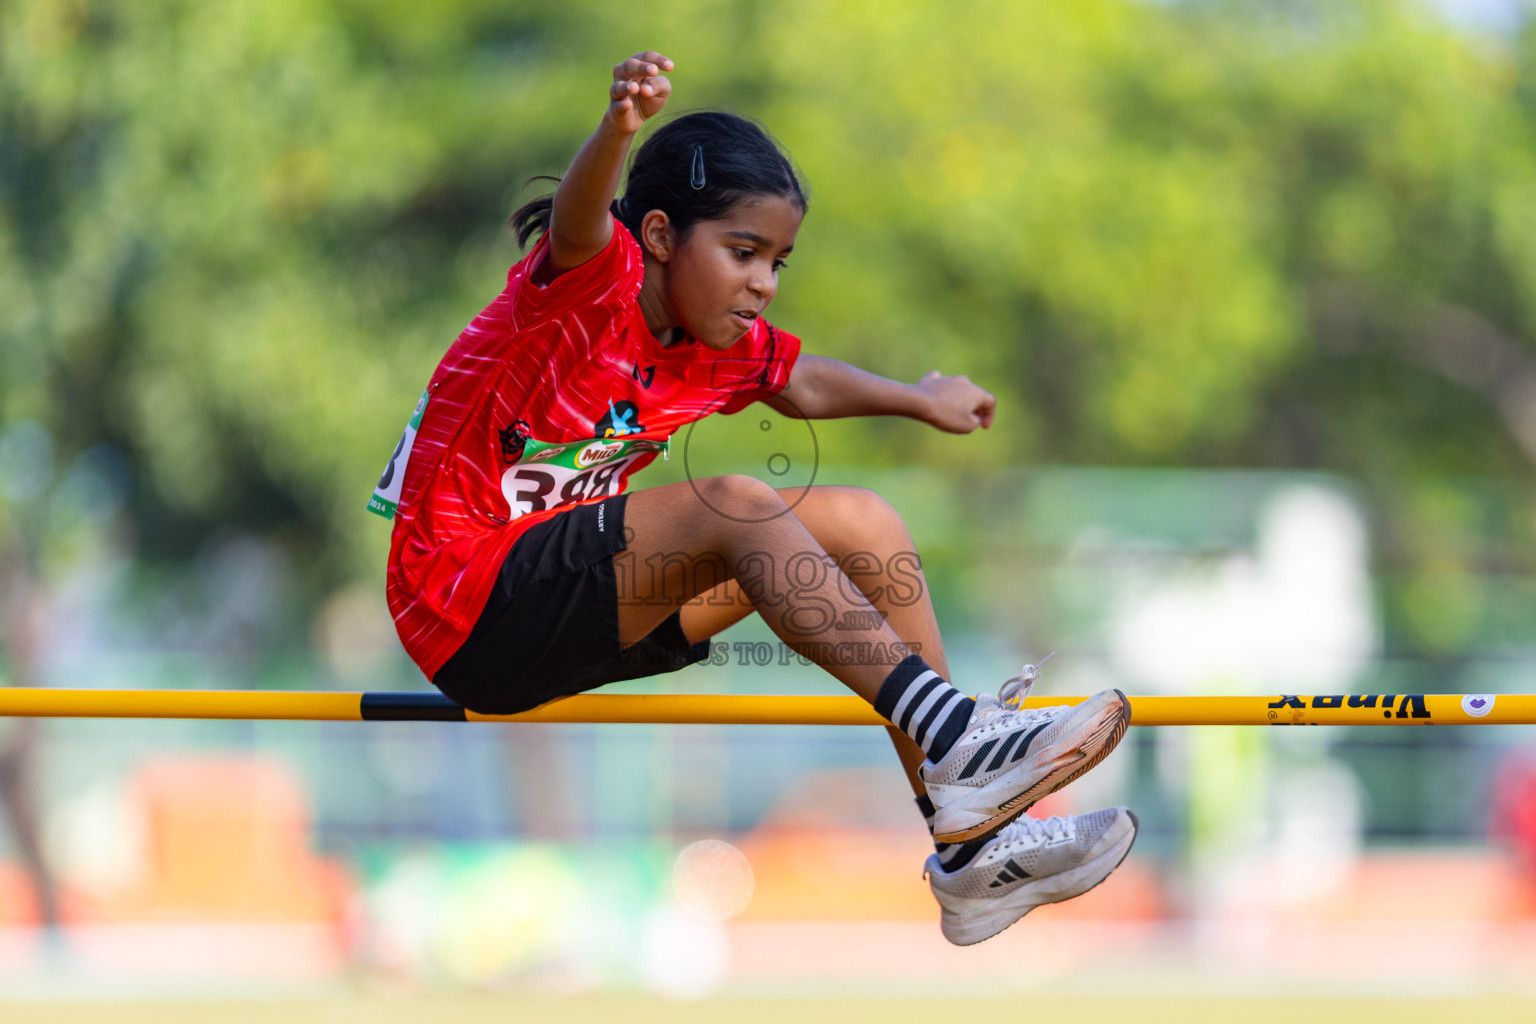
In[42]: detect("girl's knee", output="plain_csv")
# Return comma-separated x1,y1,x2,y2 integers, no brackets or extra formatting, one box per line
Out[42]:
824,486,909,537
697,473,790,522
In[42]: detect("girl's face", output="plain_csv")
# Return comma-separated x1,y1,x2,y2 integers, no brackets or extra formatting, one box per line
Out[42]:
644,194,803,350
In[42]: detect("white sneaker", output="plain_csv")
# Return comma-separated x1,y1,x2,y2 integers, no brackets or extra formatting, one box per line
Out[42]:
926,807,1139,946
923,661,1131,843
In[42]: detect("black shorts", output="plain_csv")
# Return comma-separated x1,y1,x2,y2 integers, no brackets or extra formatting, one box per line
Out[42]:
432,492,713,715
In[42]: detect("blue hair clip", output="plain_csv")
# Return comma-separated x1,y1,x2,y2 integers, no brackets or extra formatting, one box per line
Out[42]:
690,145,706,190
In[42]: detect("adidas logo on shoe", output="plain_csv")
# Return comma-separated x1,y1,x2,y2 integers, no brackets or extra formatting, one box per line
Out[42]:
955,722,1050,780
988,858,1032,888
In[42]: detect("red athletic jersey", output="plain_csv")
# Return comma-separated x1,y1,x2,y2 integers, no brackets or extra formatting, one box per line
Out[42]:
385,219,800,677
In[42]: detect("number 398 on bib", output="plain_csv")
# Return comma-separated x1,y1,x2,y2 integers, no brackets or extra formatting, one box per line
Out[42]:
500,435,667,520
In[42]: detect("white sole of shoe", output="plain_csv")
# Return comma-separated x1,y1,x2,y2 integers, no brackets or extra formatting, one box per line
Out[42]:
932,690,1132,844
936,810,1139,947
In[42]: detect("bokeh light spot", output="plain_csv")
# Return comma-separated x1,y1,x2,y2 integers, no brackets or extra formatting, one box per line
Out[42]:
672,839,754,922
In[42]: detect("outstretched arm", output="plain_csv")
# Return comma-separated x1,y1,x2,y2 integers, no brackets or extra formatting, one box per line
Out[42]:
542,51,673,278
763,355,996,433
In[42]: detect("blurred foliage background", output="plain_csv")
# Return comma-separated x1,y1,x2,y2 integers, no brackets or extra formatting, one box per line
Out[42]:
5,0,1536,609
7,0,1536,993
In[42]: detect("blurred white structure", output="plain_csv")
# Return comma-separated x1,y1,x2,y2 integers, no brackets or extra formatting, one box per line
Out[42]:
1104,484,1377,916
1109,485,1377,695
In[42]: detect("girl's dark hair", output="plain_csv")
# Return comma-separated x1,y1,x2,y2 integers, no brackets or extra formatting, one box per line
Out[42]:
511,111,806,249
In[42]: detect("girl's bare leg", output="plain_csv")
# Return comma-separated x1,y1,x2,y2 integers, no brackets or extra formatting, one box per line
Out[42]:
620,478,945,795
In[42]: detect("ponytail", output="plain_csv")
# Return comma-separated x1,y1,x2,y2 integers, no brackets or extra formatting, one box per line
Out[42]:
508,176,560,248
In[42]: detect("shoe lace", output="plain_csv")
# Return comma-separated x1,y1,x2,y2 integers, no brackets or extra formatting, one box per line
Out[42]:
999,653,1054,708
1006,813,1072,846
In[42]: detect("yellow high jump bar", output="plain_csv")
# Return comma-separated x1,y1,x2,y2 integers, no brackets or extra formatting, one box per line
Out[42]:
0,689,1532,726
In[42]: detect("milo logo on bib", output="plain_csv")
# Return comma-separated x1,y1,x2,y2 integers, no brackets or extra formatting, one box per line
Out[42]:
501,434,668,520
575,440,625,468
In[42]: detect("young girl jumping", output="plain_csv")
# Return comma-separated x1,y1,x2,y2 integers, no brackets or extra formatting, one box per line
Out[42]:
376,52,1139,945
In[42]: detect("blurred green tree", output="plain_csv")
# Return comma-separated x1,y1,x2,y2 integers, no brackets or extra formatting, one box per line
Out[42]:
1,0,1534,636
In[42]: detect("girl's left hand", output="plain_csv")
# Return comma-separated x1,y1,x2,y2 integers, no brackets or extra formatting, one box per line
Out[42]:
916,370,996,433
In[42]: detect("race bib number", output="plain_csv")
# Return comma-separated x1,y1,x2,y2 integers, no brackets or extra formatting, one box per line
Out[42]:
366,386,431,519
501,435,668,520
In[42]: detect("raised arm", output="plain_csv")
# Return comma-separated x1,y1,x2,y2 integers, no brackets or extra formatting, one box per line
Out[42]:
763,355,996,433
542,52,674,278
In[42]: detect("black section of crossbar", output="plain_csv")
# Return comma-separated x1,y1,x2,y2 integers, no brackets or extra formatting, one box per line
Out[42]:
359,692,469,722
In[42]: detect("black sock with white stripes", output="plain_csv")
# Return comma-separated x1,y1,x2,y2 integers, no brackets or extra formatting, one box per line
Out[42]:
874,654,975,763
916,793,988,871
